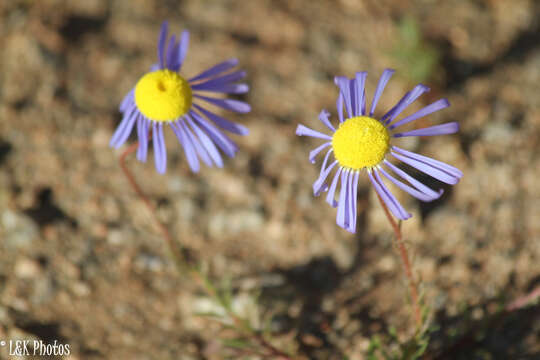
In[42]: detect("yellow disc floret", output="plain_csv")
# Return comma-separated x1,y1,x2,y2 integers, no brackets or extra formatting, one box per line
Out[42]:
134,69,192,122
332,116,390,170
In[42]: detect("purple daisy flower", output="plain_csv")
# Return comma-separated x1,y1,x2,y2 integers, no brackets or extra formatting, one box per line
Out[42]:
110,21,250,174
296,69,463,233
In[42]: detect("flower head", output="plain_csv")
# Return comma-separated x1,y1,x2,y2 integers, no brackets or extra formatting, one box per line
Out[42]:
110,21,250,174
296,69,463,233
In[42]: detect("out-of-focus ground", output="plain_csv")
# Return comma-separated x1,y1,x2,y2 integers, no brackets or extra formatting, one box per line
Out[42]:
0,0,539,359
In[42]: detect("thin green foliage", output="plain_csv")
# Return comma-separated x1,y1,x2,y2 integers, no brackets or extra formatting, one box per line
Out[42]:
391,16,440,83
193,269,296,359
366,327,431,360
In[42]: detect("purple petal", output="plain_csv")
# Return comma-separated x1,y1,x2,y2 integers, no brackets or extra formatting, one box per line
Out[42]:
336,169,359,232
335,76,353,119
179,119,212,167
157,21,168,69
355,72,367,117
391,151,457,185
193,83,249,94
325,166,343,208
393,122,459,138
169,49,181,72
373,169,411,219
352,171,360,232
361,89,367,115
165,34,178,70
378,166,436,202
346,170,359,233
339,169,352,232
370,69,394,117
349,79,357,118
309,142,331,164
389,98,450,130
296,124,332,140
191,70,246,89
193,104,249,135
381,91,409,123
383,160,443,200
190,110,238,157
344,171,352,231
169,34,183,71
320,148,333,173
170,120,200,172
336,92,344,123
318,109,335,131
313,160,338,196
149,63,160,72
110,107,138,148
384,84,430,125
390,149,460,185
336,169,350,230
194,94,251,113
177,30,189,71
185,115,224,167
188,59,239,83
312,148,334,195
152,122,167,174
369,170,411,220
119,90,134,112
136,117,149,162
392,146,463,178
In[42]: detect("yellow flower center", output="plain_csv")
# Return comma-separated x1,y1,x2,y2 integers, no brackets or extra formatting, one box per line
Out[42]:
134,69,192,122
332,116,390,170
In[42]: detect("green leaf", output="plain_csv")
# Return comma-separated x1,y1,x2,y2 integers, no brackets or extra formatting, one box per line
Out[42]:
194,311,224,319
222,338,252,350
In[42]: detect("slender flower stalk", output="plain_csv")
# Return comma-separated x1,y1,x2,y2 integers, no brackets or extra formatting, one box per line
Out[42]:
119,143,294,359
505,286,540,311
119,137,189,272
376,193,422,329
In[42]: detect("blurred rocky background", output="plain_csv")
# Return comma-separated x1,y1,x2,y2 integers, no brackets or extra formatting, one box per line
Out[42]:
0,0,539,359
